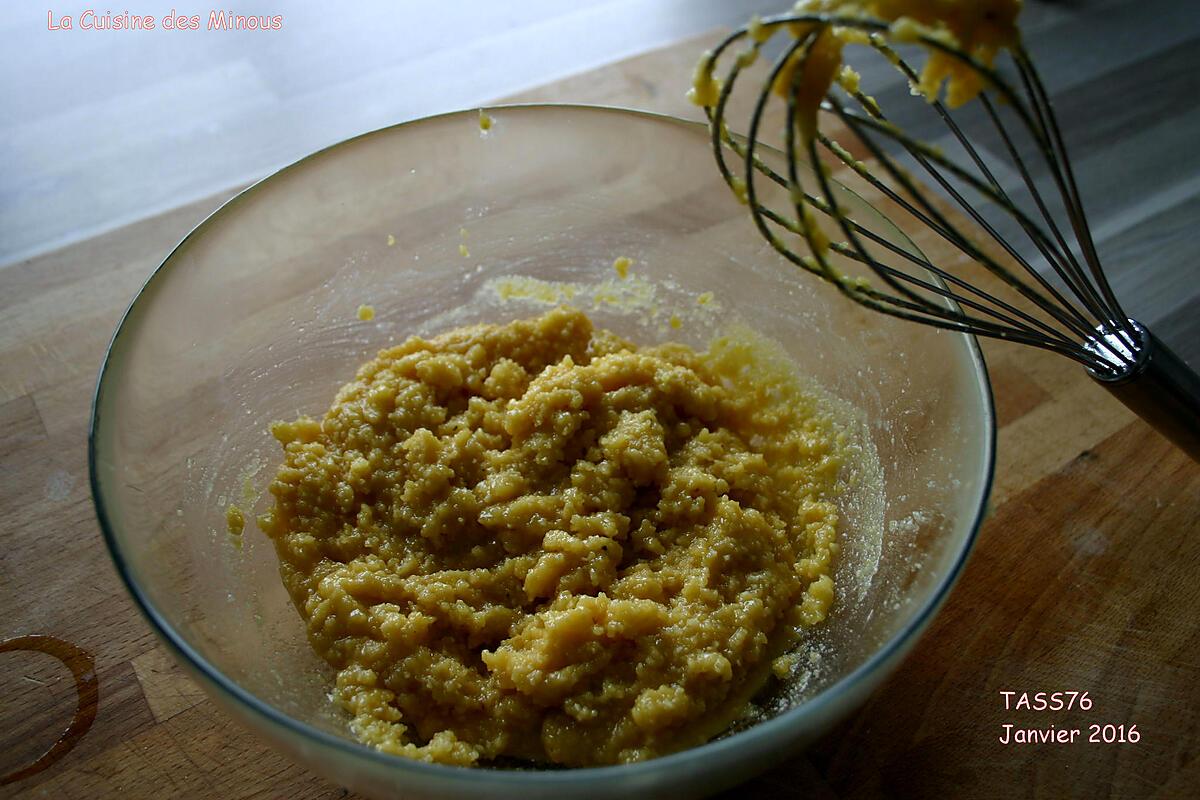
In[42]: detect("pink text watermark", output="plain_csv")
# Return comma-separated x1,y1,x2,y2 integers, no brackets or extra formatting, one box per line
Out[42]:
47,9,284,31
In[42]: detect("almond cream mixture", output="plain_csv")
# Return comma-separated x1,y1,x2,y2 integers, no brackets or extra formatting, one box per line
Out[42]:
259,307,847,766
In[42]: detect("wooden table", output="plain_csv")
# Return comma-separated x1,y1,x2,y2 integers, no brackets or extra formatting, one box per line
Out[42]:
2,28,1198,800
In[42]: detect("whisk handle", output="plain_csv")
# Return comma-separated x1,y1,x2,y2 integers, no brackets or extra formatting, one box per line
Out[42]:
1089,323,1200,462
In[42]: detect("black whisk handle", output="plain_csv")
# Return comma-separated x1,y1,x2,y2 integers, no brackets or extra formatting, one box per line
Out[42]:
1088,322,1200,462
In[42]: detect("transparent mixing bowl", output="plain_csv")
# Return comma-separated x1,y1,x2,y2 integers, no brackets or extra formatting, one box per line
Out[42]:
90,105,994,799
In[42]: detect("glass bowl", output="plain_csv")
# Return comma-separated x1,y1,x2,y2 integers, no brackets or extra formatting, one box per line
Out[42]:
90,104,994,799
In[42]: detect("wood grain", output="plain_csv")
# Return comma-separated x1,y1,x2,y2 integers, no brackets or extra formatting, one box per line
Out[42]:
2,26,1198,800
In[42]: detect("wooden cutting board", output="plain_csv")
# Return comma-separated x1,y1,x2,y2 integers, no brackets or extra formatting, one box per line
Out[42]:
2,32,1197,800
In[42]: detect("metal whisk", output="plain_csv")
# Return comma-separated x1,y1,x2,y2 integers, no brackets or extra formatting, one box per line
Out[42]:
694,9,1200,460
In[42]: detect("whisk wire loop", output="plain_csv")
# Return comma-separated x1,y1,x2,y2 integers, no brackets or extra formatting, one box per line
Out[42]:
826,99,1103,349
699,11,1145,373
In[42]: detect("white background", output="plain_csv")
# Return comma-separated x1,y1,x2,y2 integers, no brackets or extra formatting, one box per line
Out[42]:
0,0,782,266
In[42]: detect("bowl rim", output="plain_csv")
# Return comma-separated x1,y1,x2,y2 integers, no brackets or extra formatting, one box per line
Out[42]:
89,102,996,786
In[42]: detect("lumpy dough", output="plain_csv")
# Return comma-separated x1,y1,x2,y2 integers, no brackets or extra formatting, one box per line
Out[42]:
867,0,1021,106
259,307,847,766
692,0,1022,135
781,0,1021,117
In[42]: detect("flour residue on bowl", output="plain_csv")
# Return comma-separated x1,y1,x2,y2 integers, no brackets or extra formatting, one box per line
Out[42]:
489,273,658,317
483,264,722,339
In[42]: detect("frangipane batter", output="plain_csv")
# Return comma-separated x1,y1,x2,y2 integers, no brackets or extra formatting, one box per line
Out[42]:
259,307,848,766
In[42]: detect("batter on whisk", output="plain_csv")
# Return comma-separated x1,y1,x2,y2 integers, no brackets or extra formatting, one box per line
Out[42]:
691,0,1022,139
691,0,1200,456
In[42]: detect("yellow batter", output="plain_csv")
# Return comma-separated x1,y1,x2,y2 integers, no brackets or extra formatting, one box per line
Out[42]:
259,307,847,766
870,0,1022,106
692,0,1022,135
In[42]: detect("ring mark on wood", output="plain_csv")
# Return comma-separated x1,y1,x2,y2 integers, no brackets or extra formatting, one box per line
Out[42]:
0,635,99,785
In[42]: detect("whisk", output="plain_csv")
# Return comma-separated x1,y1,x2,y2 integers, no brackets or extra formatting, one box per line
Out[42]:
693,7,1200,460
